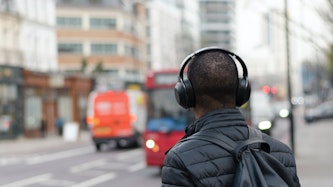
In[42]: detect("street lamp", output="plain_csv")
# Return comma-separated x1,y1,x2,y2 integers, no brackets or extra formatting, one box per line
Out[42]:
284,0,295,153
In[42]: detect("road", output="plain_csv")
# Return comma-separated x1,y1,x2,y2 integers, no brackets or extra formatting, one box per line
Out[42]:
0,116,293,187
0,143,161,187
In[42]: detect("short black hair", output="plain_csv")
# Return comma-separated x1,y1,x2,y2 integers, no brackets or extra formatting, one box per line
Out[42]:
187,50,238,108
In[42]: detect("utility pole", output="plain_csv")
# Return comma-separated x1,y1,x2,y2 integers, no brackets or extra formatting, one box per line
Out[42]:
284,0,295,153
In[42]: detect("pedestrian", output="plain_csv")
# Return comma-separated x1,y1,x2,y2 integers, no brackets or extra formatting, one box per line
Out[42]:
40,117,47,137
56,116,64,136
161,47,300,186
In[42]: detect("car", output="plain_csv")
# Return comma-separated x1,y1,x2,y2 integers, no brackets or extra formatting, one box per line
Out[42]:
272,100,290,119
304,100,333,123
249,91,276,135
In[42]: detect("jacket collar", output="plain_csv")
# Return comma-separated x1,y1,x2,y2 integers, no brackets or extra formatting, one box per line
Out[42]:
184,108,246,137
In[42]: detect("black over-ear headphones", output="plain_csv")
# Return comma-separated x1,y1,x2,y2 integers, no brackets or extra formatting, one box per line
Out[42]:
174,46,251,109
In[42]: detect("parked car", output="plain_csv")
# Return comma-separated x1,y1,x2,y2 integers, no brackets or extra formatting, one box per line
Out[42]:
304,100,333,123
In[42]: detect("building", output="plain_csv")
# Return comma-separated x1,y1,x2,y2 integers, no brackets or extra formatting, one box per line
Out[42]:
0,65,23,139
0,3,22,66
236,0,285,88
146,0,200,70
22,70,92,138
0,0,63,139
236,0,331,99
56,0,147,87
199,0,236,50
16,0,58,71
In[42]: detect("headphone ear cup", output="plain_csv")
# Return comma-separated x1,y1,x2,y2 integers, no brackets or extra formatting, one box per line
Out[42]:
174,79,195,109
174,80,185,107
236,78,251,107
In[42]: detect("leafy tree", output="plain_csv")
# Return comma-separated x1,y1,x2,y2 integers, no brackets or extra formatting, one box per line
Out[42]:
80,58,87,73
93,61,104,73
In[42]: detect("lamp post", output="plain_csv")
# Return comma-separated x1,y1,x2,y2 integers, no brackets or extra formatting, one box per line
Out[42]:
284,0,295,153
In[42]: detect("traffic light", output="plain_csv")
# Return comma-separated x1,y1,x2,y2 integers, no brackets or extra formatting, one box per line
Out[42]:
262,85,271,94
262,85,278,97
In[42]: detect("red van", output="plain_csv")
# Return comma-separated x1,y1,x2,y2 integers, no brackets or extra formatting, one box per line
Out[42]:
86,90,146,151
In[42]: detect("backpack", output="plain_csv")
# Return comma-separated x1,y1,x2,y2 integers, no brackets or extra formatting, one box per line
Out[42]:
187,127,297,187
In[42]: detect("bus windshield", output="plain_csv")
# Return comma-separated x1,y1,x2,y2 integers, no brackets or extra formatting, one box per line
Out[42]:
147,89,194,131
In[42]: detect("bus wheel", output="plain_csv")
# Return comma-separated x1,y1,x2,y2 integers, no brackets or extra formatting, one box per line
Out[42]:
95,143,101,151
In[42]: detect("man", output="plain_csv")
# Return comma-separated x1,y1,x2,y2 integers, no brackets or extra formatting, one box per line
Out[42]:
161,47,300,187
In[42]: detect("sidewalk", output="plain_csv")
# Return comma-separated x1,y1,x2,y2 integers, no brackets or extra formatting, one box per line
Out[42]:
0,130,91,155
295,120,333,187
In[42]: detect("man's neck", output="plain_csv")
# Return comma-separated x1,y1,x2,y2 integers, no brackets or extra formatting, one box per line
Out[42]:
193,105,236,120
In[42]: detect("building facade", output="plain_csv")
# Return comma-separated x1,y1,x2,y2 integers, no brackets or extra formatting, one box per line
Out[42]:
22,70,92,138
0,65,23,139
16,0,58,71
146,0,200,70
0,4,22,66
236,0,331,100
199,0,236,50
56,0,147,85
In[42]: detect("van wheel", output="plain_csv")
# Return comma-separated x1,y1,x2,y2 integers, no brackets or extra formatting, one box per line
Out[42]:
95,143,101,151
116,139,128,148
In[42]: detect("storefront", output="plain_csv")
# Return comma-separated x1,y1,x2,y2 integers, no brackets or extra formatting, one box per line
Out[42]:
0,65,23,140
23,70,92,138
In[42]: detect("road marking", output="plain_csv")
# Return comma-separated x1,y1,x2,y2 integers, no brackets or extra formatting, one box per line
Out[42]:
40,178,75,186
0,173,52,187
70,159,106,173
70,172,116,187
116,149,142,161
0,156,21,166
128,161,146,172
25,147,93,165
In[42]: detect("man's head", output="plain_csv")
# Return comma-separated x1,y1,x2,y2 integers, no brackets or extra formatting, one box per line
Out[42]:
175,47,250,115
188,50,238,110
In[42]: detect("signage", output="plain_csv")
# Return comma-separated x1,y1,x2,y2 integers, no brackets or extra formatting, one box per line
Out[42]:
154,73,178,85
50,75,65,88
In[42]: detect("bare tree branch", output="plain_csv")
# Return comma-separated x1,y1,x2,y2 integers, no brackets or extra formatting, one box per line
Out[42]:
325,0,333,9
316,0,333,30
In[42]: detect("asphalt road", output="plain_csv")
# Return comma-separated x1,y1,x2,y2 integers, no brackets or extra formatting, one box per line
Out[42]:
0,117,292,187
0,144,161,187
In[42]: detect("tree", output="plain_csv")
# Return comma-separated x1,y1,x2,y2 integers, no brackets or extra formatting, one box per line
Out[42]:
80,58,87,73
317,0,333,29
317,0,333,83
93,61,104,73
329,45,333,82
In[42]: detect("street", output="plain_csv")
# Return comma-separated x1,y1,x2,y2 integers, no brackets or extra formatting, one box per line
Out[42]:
0,119,290,187
0,139,161,187
0,109,332,187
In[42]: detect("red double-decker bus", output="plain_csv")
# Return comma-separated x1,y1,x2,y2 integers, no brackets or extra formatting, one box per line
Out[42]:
143,69,194,168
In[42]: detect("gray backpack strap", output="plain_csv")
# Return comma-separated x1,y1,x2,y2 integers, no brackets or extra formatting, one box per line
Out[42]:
185,127,270,159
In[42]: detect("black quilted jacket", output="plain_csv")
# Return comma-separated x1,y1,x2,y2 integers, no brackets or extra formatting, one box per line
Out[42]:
161,108,300,187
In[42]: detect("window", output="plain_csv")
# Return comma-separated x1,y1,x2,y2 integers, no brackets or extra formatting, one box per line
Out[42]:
58,43,83,54
91,44,117,54
58,96,72,122
202,14,231,23
125,45,139,59
25,96,42,130
57,17,82,28
90,18,116,29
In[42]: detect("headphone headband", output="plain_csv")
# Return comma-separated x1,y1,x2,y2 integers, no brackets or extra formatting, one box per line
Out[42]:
178,46,248,80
